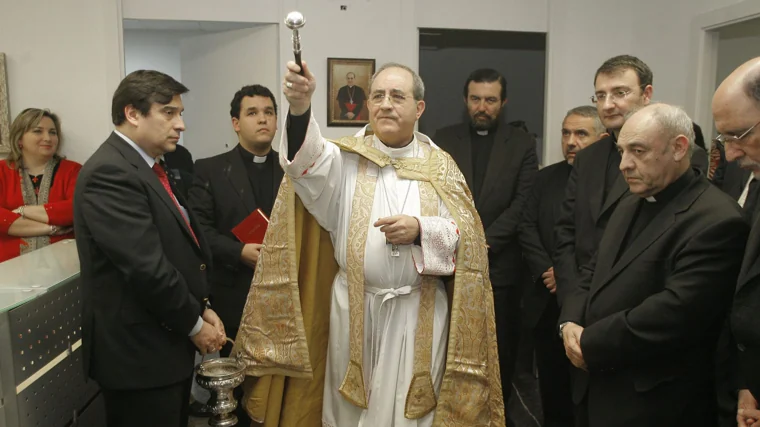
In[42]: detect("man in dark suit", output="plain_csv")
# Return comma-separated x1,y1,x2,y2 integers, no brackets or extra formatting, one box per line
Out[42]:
74,70,226,427
713,56,760,427
434,68,538,408
710,133,758,427
188,84,283,350
519,105,606,427
553,55,653,307
558,104,748,427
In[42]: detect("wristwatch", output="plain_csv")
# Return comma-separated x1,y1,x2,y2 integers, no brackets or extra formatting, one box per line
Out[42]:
558,321,570,338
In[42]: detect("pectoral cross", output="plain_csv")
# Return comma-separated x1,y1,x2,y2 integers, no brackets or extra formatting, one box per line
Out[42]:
390,243,400,257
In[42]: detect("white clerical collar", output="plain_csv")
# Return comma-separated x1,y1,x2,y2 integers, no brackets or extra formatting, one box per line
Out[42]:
374,135,419,159
476,130,489,136
114,129,157,168
253,155,267,163
645,196,656,203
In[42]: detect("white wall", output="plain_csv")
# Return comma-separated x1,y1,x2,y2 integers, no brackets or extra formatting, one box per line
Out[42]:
124,30,184,82
542,0,746,165
122,0,279,23
1,0,123,164
180,25,279,160
716,18,760,88
5,0,754,165
415,0,547,33
123,29,187,145
272,0,416,139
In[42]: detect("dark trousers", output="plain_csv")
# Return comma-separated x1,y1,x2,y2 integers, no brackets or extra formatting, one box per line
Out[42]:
534,299,575,427
102,378,191,427
493,284,522,411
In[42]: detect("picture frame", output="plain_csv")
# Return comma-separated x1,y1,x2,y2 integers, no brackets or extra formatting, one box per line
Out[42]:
0,53,10,156
326,57,375,127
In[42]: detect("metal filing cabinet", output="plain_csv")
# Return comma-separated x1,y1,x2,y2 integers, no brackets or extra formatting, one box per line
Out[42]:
0,240,105,427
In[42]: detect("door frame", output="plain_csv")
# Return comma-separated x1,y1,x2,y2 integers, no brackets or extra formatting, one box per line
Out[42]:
688,0,760,142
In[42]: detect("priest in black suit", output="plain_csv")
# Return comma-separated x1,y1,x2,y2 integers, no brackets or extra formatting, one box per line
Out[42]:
434,68,538,410
553,55,654,307
519,105,606,427
188,84,283,349
558,103,748,427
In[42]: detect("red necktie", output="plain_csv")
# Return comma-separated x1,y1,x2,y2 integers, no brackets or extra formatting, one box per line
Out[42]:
152,163,199,246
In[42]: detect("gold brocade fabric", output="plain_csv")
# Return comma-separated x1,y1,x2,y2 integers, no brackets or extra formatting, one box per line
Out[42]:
232,132,505,426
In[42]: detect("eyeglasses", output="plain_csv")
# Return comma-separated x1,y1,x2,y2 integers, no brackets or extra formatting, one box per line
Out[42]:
713,119,760,147
369,91,409,106
591,85,645,104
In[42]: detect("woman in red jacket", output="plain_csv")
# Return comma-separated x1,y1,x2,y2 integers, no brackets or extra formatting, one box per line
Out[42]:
0,108,81,262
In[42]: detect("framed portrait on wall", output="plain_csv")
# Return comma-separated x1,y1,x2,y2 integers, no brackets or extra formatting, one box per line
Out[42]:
327,57,375,127
0,53,10,155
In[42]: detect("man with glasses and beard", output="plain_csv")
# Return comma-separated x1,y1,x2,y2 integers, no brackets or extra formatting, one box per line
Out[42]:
434,68,538,414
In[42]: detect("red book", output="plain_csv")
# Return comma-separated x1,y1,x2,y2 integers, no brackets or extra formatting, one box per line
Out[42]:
231,208,269,244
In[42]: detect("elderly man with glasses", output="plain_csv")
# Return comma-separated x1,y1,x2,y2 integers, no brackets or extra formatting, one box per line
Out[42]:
714,56,760,427
231,59,505,427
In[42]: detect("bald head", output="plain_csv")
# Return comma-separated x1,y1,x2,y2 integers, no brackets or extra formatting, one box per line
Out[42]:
618,104,694,197
714,57,760,109
713,57,760,167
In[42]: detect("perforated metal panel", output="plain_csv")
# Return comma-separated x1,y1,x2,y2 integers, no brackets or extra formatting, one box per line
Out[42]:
15,348,98,427
9,281,82,385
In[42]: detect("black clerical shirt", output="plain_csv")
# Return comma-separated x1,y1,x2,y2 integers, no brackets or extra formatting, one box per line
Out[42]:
616,168,696,262
604,133,622,202
470,126,496,202
236,144,275,216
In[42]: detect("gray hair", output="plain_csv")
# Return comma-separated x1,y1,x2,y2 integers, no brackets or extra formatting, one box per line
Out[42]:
370,62,425,101
564,105,605,135
647,103,696,157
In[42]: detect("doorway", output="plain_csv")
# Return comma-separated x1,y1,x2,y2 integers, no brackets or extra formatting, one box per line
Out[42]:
418,28,546,160
688,1,760,142
122,19,279,160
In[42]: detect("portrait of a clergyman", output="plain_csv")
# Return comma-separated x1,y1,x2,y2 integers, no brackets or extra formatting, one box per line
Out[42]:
327,57,375,127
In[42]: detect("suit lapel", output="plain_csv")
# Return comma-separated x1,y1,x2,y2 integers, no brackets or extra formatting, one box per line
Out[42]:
224,148,257,211
599,173,628,220
737,214,760,290
478,124,513,206
589,194,638,298
454,125,474,190
592,177,708,297
597,135,628,221
106,134,200,249
588,138,612,223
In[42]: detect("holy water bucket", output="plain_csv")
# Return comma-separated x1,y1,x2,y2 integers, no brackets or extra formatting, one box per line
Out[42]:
194,339,246,427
